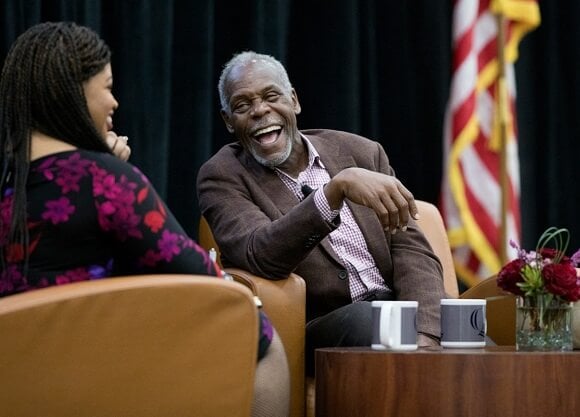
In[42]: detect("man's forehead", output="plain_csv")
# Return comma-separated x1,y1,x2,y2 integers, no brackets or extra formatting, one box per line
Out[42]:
228,61,279,86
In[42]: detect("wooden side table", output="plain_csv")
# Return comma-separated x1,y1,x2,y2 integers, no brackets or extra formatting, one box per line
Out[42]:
316,346,580,417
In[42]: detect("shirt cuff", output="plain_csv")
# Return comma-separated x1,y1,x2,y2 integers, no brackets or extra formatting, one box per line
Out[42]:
313,188,341,223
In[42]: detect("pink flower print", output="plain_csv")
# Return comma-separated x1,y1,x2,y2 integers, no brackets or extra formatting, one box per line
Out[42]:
139,249,162,267
55,172,83,193
55,274,71,285
42,197,75,224
157,230,181,261
114,175,138,206
55,153,91,177
51,154,90,193
94,173,123,200
34,156,58,180
95,200,142,240
89,164,108,184
112,207,143,240
55,268,92,285
100,201,117,216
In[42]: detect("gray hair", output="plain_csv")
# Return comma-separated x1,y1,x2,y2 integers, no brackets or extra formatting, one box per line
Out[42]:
218,51,293,112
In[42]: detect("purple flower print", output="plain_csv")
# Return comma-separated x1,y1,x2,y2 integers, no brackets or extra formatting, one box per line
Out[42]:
157,230,181,261
261,312,274,341
0,265,28,295
42,197,75,224
112,207,143,240
96,200,142,240
55,153,91,177
50,153,91,193
88,263,112,279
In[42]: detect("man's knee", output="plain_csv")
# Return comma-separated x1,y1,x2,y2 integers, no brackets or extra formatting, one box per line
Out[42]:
337,302,373,345
307,301,374,347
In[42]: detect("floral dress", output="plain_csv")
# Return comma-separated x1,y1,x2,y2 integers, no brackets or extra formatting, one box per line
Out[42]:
0,150,272,358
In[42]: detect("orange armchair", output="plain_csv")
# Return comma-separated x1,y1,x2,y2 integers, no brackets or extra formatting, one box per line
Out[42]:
200,200,462,417
0,275,260,417
199,216,307,417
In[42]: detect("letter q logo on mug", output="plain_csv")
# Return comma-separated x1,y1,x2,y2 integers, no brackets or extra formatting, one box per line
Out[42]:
371,300,418,351
440,299,487,348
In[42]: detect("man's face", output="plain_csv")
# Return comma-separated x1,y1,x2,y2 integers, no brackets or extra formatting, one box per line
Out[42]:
221,61,301,167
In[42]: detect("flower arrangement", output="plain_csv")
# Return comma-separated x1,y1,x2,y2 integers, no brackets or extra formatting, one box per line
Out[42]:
497,227,580,301
497,227,580,351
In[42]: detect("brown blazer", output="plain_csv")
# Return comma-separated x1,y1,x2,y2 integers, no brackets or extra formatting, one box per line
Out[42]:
197,129,446,338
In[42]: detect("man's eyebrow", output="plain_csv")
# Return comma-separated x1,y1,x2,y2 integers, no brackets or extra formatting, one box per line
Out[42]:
231,85,280,100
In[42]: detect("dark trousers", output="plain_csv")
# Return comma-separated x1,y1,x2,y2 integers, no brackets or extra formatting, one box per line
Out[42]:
305,292,394,377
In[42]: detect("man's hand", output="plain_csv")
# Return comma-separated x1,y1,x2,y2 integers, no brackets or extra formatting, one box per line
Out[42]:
106,131,131,161
324,167,418,234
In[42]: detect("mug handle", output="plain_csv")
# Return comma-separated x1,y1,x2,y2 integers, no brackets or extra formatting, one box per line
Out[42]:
379,303,394,347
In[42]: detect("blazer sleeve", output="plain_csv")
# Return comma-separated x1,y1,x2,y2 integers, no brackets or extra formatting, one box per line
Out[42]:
197,148,338,279
373,141,446,338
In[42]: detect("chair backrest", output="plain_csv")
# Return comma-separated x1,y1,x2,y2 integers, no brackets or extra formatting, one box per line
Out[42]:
0,275,258,417
415,200,459,298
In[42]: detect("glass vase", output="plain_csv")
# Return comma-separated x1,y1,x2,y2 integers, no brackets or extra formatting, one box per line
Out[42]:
516,295,573,351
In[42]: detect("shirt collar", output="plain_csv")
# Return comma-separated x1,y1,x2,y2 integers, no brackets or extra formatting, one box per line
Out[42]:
300,133,325,169
274,133,325,181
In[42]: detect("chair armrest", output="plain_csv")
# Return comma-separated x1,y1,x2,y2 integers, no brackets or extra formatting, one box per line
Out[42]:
459,275,516,345
225,268,306,417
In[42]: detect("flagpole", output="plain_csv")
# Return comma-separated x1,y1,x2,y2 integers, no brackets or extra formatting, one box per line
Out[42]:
496,13,508,266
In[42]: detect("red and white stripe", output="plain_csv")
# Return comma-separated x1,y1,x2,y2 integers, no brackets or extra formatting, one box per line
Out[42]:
441,0,539,286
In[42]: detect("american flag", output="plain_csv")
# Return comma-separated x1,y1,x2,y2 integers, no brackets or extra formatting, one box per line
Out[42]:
441,0,540,287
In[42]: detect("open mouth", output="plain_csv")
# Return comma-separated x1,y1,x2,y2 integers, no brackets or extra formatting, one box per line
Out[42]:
106,116,114,131
252,125,282,145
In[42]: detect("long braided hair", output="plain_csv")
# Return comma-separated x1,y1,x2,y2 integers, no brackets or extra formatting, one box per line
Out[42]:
0,21,113,272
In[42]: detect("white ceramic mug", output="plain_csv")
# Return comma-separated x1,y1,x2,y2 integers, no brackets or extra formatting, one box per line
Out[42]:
371,300,418,351
440,299,487,348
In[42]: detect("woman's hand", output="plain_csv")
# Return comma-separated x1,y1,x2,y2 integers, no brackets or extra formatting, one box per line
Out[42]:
106,131,131,161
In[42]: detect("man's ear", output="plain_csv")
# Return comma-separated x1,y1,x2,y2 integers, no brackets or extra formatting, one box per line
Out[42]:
291,89,302,115
220,109,234,133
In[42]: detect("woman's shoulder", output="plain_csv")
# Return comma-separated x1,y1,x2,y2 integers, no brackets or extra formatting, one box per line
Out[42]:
31,149,149,185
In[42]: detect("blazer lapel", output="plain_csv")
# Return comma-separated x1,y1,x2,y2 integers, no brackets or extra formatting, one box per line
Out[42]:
239,148,300,216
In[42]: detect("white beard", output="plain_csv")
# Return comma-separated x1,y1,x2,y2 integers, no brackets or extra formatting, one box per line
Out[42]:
251,136,292,168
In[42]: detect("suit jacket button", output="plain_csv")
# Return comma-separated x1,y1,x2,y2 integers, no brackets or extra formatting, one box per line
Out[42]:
338,270,348,280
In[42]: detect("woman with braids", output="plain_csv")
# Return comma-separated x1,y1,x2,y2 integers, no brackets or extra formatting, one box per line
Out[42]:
0,22,289,417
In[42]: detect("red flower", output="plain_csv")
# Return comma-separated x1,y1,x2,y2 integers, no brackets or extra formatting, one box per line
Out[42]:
543,262,580,302
144,210,165,233
497,258,526,296
539,248,571,264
